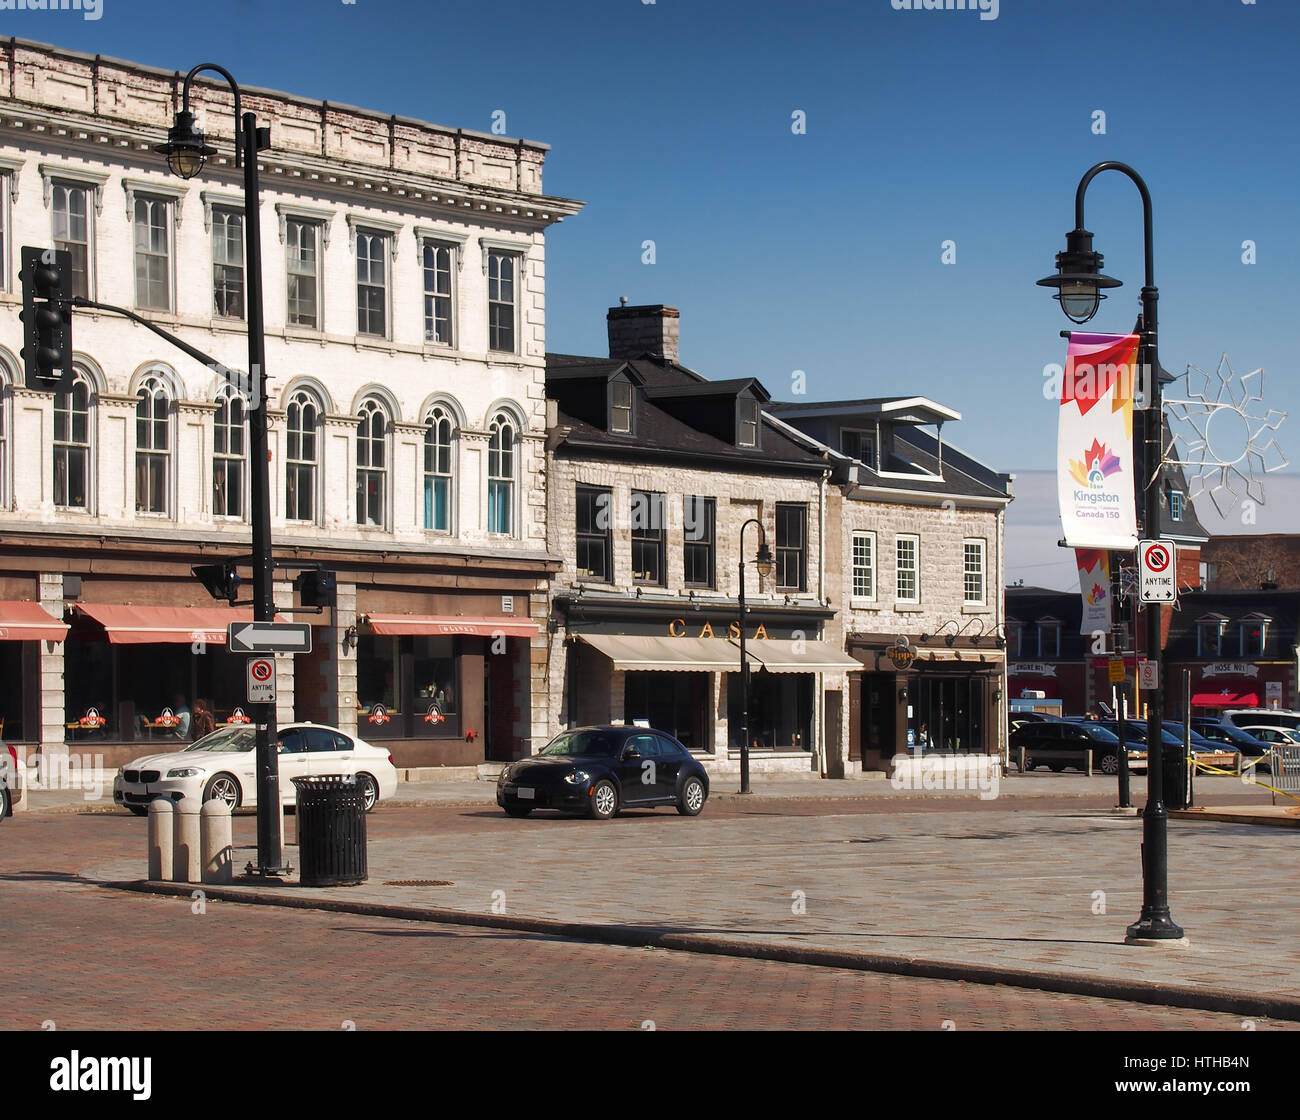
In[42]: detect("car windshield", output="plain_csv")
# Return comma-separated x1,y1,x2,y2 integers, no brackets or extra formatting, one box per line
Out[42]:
1082,725,1120,744
183,726,256,753
540,730,620,758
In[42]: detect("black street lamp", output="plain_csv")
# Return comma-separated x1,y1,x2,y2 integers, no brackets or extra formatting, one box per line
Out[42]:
156,64,285,876
1039,161,1183,941
737,518,774,795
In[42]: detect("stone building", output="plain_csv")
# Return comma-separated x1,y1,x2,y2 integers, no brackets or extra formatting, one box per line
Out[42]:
767,399,1013,769
0,39,582,770
542,305,861,777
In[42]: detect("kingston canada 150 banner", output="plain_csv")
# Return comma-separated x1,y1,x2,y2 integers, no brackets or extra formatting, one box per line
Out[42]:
1057,332,1140,550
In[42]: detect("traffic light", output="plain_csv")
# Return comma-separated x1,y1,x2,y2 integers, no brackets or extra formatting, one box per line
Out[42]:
19,247,74,393
193,562,241,605
295,569,336,608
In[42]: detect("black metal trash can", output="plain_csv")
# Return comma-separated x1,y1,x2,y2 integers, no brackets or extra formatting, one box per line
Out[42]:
1161,742,1189,810
292,775,367,886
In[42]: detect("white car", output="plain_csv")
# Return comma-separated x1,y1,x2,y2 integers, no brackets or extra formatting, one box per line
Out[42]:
1238,725,1300,774
112,722,397,815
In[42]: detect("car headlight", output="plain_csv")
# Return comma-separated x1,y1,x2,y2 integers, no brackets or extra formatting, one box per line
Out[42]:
563,770,591,786
498,765,512,783
167,767,203,779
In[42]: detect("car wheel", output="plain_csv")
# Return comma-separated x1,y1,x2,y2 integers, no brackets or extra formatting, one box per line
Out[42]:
589,779,618,820
677,776,706,817
356,773,379,813
202,773,242,812
128,806,149,817
504,806,532,818
1048,762,1066,773
1100,753,1120,775
0,785,9,820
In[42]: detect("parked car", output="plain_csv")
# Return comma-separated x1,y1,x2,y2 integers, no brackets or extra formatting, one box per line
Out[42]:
1,740,23,821
1160,722,1240,773
1008,711,1071,736
112,722,398,815
1223,708,1300,732
1236,725,1300,774
1190,718,1273,762
1010,720,1142,775
497,726,709,819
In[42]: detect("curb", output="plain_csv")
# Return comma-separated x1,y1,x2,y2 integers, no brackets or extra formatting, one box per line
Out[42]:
1171,807,1300,829
98,877,1300,1024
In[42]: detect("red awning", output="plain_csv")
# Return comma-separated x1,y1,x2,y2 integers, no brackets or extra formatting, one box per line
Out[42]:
1192,691,1259,708
72,604,281,645
362,613,538,638
0,600,69,642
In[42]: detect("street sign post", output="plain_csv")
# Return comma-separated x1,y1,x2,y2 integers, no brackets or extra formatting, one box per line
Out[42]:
247,656,276,704
227,621,312,654
1138,539,1176,603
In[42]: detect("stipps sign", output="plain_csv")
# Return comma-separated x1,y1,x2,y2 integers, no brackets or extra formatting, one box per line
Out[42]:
1138,539,1176,603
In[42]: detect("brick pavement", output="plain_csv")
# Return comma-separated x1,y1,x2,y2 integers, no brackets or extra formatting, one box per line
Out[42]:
0,877,1289,1031
74,795,1300,1020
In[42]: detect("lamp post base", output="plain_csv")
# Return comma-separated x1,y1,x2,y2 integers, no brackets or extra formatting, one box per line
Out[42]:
1124,915,1185,942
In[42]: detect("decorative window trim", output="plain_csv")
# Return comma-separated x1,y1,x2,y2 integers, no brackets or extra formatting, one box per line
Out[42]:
0,157,21,203
963,537,987,606
275,202,334,248
895,533,920,604
347,214,402,259
200,190,244,233
122,178,187,228
480,236,529,274
39,164,109,213
851,530,877,603
413,226,468,271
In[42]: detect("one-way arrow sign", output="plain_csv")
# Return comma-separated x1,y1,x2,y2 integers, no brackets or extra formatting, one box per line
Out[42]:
227,621,312,654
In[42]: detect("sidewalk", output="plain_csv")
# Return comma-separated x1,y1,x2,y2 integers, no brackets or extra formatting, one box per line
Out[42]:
83,793,1300,1022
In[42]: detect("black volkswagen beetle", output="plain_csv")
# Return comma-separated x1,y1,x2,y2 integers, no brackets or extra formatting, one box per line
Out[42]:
497,726,709,819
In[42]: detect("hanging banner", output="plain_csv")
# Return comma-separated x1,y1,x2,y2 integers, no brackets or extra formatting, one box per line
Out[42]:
1057,332,1139,549
1076,548,1112,635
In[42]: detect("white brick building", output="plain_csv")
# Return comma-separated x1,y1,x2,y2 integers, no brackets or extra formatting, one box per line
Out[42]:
0,39,581,770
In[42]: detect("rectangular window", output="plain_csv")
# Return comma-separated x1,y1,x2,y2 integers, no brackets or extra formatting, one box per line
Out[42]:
576,486,612,582
896,535,919,603
286,219,321,328
610,381,633,434
631,490,666,585
1197,621,1222,658
841,428,875,468
738,398,758,448
422,240,454,345
133,196,171,311
776,503,807,591
1038,625,1060,658
1240,621,1267,657
0,173,8,292
52,182,91,299
212,208,245,319
1169,490,1184,522
963,539,986,605
851,531,875,599
683,496,716,589
488,251,516,352
356,230,388,337
213,396,244,519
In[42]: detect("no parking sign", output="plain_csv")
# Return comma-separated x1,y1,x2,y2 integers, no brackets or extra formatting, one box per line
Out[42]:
1138,539,1176,603
247,656,276,703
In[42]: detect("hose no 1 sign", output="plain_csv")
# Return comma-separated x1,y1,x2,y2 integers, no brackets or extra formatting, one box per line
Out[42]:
247,656,276,703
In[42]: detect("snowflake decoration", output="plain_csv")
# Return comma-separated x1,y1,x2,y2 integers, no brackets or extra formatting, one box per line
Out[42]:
1163,355,1288,518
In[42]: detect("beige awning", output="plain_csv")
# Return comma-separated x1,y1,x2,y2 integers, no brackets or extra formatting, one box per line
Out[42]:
576,634,746,672
736,638,863,673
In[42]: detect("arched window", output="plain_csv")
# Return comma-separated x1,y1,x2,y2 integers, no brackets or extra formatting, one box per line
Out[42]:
487,412,516,535
135,374,171,515
285,389,320,523
423,406,456,532
54,370,94,510
0,362,11,510
356,398,388,528
213,386,246,518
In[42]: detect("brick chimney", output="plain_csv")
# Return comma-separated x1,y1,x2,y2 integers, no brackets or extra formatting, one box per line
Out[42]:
607,303,679,363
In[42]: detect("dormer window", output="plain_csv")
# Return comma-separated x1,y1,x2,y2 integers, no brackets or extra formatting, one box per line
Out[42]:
1240,616,1270,657
737,397,758,448
1037,620,1061,658
840,427,875,469
1197,616,1225,657
610,379,633,434
1169,489,1184,522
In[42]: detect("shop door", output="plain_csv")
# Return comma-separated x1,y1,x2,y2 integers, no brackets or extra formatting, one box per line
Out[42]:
824,690,843,778
485,649,514,762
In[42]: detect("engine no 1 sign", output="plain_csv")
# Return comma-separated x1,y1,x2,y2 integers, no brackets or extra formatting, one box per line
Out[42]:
1138,540,1176,603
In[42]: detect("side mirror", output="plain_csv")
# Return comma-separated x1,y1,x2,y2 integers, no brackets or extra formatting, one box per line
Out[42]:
621,746,641,762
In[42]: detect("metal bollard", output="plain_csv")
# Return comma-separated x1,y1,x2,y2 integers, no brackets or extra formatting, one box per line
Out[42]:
147,800,174,882
174,799,202,883
200,798,233,884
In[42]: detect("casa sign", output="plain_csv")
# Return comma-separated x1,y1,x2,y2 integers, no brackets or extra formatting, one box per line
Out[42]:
667,619,770,639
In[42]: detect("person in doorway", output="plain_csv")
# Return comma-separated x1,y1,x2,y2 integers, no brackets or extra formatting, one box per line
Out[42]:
191,698,215,741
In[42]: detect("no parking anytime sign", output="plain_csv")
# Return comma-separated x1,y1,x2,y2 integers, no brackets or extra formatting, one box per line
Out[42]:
1138,539,1177,603
247,656,276,703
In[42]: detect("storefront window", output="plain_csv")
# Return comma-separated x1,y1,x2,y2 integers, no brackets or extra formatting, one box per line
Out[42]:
356,634,458,739
0,642,24,740
624,672,707,752
727,671,812,751
907,675,987,753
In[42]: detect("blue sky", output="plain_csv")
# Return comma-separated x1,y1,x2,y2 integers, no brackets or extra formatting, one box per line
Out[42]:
14,0,1297,585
